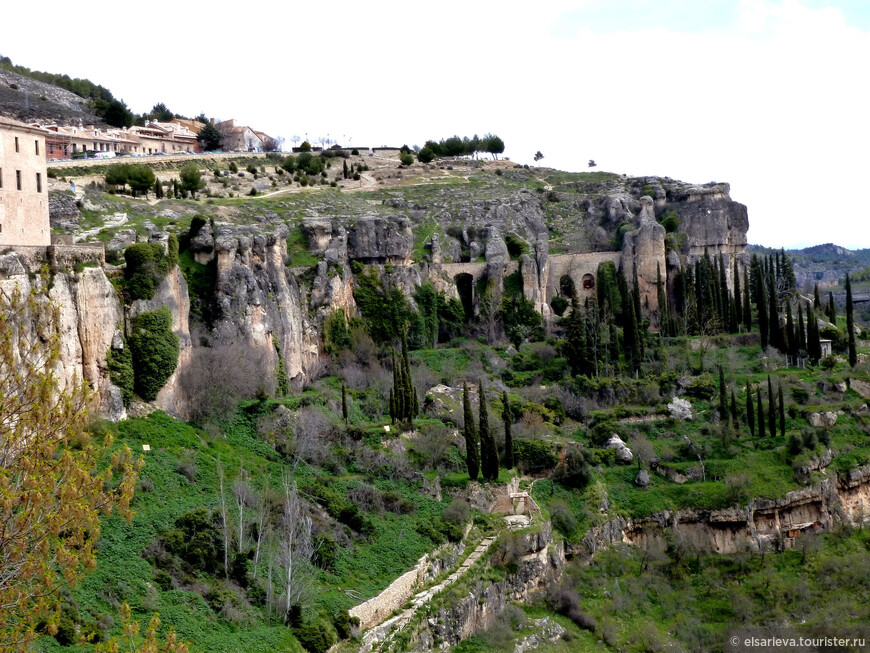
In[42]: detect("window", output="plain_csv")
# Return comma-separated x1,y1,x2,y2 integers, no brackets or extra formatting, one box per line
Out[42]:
35,140,39,155
16,170,22,191
36,173,42,193
14,137,19,153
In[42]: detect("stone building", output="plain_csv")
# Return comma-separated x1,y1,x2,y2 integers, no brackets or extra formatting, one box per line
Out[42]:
0,116,51,246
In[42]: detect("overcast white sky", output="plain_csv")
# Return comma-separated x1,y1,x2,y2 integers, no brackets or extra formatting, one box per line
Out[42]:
3,0,868,249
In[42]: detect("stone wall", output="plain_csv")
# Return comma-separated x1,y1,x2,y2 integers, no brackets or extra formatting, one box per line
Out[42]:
349,542,455,630
47,151,268,170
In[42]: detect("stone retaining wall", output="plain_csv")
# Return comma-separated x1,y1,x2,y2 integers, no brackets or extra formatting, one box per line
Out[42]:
47,151,269,170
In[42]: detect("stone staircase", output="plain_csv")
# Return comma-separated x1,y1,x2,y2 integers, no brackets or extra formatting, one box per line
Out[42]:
360,535,496,653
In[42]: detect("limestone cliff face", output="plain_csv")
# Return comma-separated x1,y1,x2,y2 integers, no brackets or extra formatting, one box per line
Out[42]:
0,254,126,420
213,226,319,392
578,465,870,557
621,196,667,313
669,181,749,269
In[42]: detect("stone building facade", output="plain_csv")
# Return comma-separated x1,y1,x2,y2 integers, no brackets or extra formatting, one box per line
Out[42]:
0,117,50,246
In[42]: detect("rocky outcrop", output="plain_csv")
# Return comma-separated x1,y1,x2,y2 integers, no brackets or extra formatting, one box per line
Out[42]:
347,216,413,264
579,466,870,557
48,192,81,230
213,225,319,392
413,527,562,652
621,196,667,313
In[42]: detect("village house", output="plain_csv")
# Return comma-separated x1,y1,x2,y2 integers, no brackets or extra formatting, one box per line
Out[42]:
216,119,271,152
0,116,51,246
39,120,202,160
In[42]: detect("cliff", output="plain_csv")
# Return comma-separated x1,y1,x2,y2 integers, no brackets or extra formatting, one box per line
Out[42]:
579,465,870,557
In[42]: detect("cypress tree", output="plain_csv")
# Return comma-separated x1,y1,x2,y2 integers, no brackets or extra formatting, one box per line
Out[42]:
730,389,738,423
656,262,668,336
502,390,514,469
779,384,785,437
846,274,857,367
479,381,497,480
632,265,642,329
743,269,752,332
757,386,765,437
463,382,479,481
341,384,348,425
786,301,796,362
389,387,396,424
767,376,776,437
718,254,730,331
757,272,769,350
746,385,755,437
734,262,742,331
768,281,782,351
718,366,727,418
564,299,587,376
814,283,821,309
797,303,807,356
807,308,822,363
154,178,163,199
827,292,837,324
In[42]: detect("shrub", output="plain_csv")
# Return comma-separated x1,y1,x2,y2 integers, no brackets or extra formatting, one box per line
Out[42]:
129,307,179,402
399,152,414,166
106,343,134,406
228,161,239,173
124,242,168,300
417,147,434,163
550,296,569,317
513,439,558,472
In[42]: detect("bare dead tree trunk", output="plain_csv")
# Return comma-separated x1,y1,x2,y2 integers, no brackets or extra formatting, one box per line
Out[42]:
253,491,269,579
217,457,233,580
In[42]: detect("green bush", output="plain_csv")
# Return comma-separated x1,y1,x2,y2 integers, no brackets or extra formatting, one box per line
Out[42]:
129,307,179,402
106,343,135,406
513,439,558,472
124,242,168,300
399,152,414,166
550,296,569,317
417,146,434,163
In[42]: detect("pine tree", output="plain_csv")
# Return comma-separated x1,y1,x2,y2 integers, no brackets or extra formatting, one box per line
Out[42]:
341,384,348,425
779,384,785,437
846,273,857,367
479,381,498,480
757,386,765,437
463,382,479,481
502,390,514,469
746,385,755,437
767,376,776,438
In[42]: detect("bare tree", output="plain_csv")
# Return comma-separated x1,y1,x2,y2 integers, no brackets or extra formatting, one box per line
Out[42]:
252,489,270,579
290,135,301,148
232,468,254,553
262,136,284,153
478,282,503,345
278,474,315,623
217,457,231,579
292,406,334,467
180,325,276,423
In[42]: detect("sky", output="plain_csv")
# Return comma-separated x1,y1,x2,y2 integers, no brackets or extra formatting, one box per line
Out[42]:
3,0,868,249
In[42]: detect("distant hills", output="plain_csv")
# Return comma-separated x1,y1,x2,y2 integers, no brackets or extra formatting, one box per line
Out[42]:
749,243,870,291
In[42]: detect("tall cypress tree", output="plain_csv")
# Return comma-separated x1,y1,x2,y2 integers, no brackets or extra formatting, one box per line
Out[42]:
785,301,796,362
743,268,752,332
814,283,821,309
797,303,807,356
341,384,348,425
846,273,857,367
502,390,514,469
718,366,727,418
807,308,822,364
656,262,668,336
746,385,755,437
779,384,785,437
767,376,776,438
389,387,396,424
768,281,782,352
757,386,765,437
757,272,769,350
733,262,742,332
827,292,837,324
730,389,738,423
463,382,479,481
479,381,498,480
